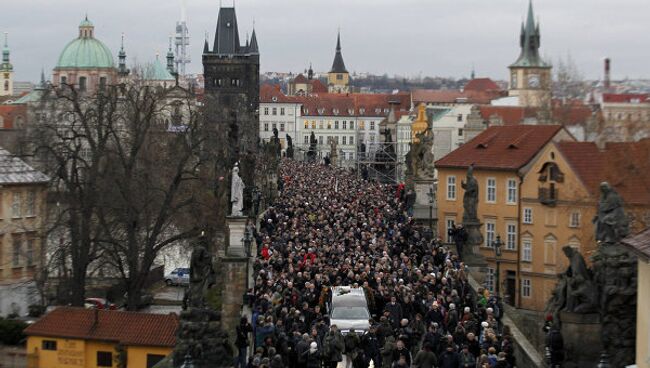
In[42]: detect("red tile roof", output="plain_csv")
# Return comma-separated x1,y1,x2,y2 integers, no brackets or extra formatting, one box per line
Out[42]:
477,104,593,127
602,93,650,104
260,84,302,103
0,105,27,130
464,78,500,92
24,307,179,347
293,74,308,84
557,139,650,206
412,89,503,105
310,80,328,93
621,228,650,260
436,125,566,171
479,106,529,126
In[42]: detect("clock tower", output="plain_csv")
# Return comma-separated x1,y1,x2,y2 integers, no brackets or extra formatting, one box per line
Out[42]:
508,0,552,109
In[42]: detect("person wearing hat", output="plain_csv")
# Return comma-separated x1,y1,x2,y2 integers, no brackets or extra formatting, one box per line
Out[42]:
304,341,321,368
459,344,475,368
361,325,382,368
438,344,461,368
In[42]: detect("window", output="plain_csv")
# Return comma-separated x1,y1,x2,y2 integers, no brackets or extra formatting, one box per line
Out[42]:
335,136,339,145
99,77,107,91
147,355,166,368
12,192,21,218
304,121,308,129
359,121,365,130
230,78,240,86
486,178,496,203
370,135,375,143
42,340,57,351
342,121,347,129
272,123,277,131
485,221,495,247
446,218,456,243
522,239,532,262
370,121,376,130
280,108,285,115
264,107,269,115
523,208,533,224
349,121,355,130
507,179,517,204
97,351,113,367
61,76,67,85
304,136,309,144
349,136,354,145
544,238,557,265
521,279,531,298
272,108,277,116
12,237,21,267
26,238,34,266
342,136,347,145
318,136,323,145
457,114,463,122
78,76,87,92
506,223,517,250
569,212,581,228
319,121,324,129
263,123,269,132
327,121,332,130
337,74,343,80
311,121,316,129
280,123,285,132
485,268,495,293
446,176,456,200
458,128,463,136
335,121,339,129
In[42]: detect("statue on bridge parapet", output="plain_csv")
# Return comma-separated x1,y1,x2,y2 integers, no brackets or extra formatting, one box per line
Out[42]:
593,182,630,245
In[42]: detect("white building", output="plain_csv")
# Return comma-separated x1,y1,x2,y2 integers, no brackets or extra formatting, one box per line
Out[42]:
260,85,302,152
428,104,473,160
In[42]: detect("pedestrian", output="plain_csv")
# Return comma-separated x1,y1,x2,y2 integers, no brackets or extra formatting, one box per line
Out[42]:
235,317,253,368
323,325,345,368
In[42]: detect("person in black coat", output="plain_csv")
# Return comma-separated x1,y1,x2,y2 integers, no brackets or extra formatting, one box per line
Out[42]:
438,346,461,368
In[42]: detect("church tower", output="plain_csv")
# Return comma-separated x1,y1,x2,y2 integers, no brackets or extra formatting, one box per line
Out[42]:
327,31,350,94
508,0,552,109
1,32,14,97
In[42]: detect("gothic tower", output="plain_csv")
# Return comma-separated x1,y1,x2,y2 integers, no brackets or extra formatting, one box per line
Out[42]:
1,32,14,97
508,0,552,109
203,5,259,213
327,31,350,94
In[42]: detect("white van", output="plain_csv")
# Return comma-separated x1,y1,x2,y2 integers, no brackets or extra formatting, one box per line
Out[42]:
329,286,370,335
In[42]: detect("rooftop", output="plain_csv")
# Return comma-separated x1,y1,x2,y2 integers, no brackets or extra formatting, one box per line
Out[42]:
436,125,566,171
412,89,503,105
24,307,179,347
464,78,500,92
0,147,49,185
621,228,650,261
602,93,650,104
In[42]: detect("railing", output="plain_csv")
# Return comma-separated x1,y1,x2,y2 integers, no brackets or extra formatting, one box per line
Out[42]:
538,187,558,206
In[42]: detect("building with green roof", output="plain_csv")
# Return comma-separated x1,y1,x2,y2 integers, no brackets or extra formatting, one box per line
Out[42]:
52,16,119,94
1,32,14,97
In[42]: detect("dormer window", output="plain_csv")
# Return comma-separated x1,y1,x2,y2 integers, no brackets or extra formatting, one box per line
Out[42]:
318,108,325,115
359,108,365,114
348,109,354,115
375,108,381,114
333,109,339,115
271,96,278,102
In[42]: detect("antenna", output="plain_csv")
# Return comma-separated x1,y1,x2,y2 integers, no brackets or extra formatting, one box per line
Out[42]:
180,0,187,22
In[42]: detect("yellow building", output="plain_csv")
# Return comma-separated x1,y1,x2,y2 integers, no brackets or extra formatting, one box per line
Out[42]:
327,32,350,94
621,229,650,368
0,147,49,316
24,307,178,368
436,125,573,307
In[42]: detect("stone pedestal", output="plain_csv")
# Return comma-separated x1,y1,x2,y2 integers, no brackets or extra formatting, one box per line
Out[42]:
412,179,437,229
559,312,602,368
226,216,248,257
173,308,233,368
220,258,248,343
462,220,487,268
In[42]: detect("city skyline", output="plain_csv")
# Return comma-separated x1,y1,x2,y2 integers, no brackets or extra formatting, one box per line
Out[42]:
3,0,650,82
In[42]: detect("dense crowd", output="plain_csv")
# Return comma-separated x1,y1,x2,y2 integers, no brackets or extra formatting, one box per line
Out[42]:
237,161,516,368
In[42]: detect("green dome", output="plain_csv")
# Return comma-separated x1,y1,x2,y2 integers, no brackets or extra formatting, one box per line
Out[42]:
56,37,115,69
144,57,174,81
79,18,93,27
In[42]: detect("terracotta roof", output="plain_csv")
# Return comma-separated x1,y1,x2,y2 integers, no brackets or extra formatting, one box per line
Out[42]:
477,104,593,127
479,106,529,126
621,228,650,260
464,78,500,92
310,79,328,93
412,89,502,105
292,74,308,84
24,307,179,347
602,93,650,104
436,125,565,171
0,105,27,129
557,140,650,206
260,84,302,103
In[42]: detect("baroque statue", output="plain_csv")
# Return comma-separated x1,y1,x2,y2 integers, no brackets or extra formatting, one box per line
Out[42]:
330,138,338,166
185,236,216,309
231,165,245,217
547,246,597,316
593,182,629,244
462,164,479,222
286,134,294,159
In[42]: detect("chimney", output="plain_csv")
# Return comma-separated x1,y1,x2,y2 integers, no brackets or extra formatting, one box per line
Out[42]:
604,58,611,90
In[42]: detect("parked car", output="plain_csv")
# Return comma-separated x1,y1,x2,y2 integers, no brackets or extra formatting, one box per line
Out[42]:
164,268,190,286
328,286,370,335
84,298,117,310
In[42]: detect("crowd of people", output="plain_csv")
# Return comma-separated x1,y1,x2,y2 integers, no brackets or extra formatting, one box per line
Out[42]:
237,161,516,368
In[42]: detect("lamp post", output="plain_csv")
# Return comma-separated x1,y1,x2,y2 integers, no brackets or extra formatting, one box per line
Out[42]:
243,225,253,291
492,235,503,301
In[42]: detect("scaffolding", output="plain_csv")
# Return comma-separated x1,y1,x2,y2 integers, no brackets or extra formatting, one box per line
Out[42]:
355,140,399,184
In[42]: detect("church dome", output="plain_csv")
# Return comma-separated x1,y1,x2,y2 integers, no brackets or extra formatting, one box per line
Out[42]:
56,17,115,69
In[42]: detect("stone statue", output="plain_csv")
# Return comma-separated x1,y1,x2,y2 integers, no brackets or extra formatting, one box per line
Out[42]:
560,246,597,313
416,131,435,179
185,237,216,309
251,186,261,218
286,134,294,159
307,132,317,162
593,182,629,244
231,165,245,217
272,128,281,158
462,164,479,222
330,138,338,166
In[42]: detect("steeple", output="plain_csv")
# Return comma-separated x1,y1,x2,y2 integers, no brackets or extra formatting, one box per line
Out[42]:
308,62,314,80
329,30,348,73
167,35,176,74
1,32,13,96
1,32,12,72
213,6,241,55
510,0,549,68
118,33,130,76
79,15,95,39
203,32,210,53
249,28,259,54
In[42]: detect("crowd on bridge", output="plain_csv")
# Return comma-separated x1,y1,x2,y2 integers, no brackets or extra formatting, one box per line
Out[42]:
237,160,517,368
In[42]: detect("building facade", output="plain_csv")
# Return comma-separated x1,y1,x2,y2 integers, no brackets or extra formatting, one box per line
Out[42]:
436,125,573,308
24,307,178,368
0,148,49,316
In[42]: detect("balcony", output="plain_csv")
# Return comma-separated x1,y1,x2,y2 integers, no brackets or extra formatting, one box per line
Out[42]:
539,186,558,206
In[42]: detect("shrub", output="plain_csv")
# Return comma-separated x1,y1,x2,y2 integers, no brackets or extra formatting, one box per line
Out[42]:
0,319,28,345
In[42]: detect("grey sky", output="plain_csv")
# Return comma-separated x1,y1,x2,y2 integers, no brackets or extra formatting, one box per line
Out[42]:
4,0,649,83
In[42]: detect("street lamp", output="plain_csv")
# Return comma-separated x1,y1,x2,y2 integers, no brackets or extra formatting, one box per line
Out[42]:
492,235,503,301
243,225,253,291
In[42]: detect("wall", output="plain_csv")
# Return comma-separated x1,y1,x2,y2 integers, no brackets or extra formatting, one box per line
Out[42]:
637,258,650,368
127,346,173,368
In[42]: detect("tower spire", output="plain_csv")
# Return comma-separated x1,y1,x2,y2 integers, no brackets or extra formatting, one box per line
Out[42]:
167,34,175,74
118,32,129,76
329,30,347,73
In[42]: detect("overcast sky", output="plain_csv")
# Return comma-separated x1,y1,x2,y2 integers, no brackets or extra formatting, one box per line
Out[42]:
4,0,649,83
